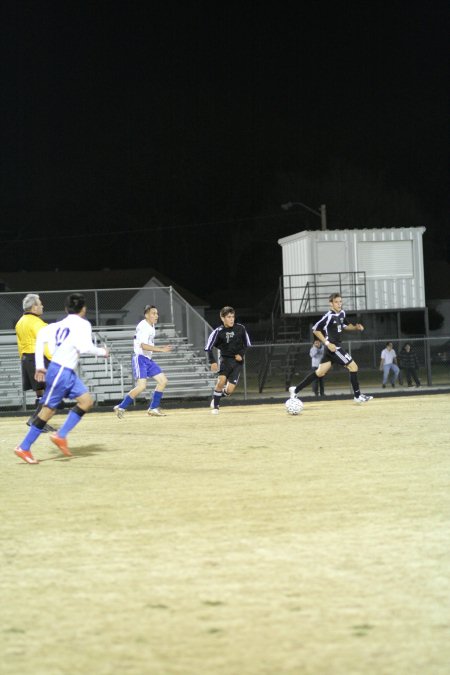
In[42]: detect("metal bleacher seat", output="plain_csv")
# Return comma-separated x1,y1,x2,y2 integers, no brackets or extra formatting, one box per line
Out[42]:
0,323,214,411
80,324,215,404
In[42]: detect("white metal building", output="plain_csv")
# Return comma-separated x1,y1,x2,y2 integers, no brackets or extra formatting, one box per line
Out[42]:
278,227,426,314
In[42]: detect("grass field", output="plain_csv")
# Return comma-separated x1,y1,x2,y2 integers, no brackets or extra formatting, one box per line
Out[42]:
1,395,449,675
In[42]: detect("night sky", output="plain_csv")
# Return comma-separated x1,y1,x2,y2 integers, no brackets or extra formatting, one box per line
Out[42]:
2,1,448,305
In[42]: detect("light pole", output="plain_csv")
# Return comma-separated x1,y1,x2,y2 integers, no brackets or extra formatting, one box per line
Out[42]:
281,201,327,231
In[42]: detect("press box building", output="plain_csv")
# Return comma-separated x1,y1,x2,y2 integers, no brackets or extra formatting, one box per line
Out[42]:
277,227,427,332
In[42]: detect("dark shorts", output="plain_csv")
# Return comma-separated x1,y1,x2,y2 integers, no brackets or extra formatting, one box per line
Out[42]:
21,354,51,392
322,345,353,367
218,356,243,385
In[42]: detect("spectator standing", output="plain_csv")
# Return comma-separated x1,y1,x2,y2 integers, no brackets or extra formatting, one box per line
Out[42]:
380,342,400,388
310,339,325,396
399,343,421,387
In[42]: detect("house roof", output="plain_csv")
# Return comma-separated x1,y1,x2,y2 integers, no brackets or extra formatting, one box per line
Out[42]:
0,269,208,307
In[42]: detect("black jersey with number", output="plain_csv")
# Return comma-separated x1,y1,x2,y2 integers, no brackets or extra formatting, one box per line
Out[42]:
205,323,251,364
312,309,348,347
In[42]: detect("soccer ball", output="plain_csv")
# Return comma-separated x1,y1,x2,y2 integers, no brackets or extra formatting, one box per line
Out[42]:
285,397,304,415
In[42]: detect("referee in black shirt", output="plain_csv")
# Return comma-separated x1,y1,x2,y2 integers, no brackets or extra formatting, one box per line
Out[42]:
205,306,251,414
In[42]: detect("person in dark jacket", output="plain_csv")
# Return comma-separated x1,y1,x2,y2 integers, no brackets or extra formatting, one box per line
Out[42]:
399,343,421,387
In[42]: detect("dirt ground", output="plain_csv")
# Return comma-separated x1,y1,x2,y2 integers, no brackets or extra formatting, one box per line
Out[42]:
1,394,449,675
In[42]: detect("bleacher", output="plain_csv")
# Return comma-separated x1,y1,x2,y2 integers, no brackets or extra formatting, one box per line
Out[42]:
0,324,215,410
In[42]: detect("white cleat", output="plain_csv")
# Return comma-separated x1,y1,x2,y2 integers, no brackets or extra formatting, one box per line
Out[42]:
288,386,297,399
114,405,125,419
211,408,219,415
147,408,167,416
354,394,374,403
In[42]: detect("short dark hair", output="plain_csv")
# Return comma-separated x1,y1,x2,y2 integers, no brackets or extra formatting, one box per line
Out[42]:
220,306,235,318
65,293,86,314
329,293,341,302
144,304,157,314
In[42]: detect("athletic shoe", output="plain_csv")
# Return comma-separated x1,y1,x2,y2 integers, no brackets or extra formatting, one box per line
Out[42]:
211,408,219,415
114,405,125,419
14,447,39,464
147,408,167,417
354,394,374,403
288,386,297,399
50,434,72,457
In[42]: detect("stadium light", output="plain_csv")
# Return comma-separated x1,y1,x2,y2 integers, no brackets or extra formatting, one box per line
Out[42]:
281,201,327,231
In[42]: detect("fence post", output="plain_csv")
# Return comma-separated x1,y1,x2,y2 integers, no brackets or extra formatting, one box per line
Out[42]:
243,359,248,400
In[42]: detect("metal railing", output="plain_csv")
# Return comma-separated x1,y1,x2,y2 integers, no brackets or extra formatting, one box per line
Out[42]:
281,271,367,314
0,285,213,357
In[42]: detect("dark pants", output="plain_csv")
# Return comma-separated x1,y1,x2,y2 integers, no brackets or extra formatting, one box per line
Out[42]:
312,376,324,396
404,368,420,386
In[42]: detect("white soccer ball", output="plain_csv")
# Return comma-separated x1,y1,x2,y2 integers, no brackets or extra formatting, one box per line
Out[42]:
285,397,304,415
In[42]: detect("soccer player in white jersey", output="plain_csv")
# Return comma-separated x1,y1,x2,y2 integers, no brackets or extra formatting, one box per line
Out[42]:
288,292,373,404
113,305,173,418
14,293,109,464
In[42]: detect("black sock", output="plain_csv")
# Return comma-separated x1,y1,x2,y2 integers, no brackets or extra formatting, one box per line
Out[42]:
295,371,318,394
350,372,360,397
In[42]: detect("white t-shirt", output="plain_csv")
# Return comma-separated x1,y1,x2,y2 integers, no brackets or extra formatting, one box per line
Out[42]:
381,347,397,365
133,319,156,360
35,314,107,371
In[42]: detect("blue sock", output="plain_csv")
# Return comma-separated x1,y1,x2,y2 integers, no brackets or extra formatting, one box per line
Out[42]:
149,390,163,410
57,410,83,438
19,426,43,451
119,395,134,409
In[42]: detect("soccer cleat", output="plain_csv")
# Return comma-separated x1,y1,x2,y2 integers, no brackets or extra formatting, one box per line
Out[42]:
50,433,72,457
211,408,219,415
14,447,39,464
114,405,125,419
147,408,167,417
288,386,297,399
354,394,374,403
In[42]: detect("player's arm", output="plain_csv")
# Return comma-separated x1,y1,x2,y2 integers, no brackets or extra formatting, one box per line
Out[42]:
79,324,109,358
234,325,251,362
313,329,336,352
344,322,364,332
141,343,173,353
205,328,220,371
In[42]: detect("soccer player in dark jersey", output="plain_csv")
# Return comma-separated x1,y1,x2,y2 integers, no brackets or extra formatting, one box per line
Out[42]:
289,293,373,404
205,306,251,414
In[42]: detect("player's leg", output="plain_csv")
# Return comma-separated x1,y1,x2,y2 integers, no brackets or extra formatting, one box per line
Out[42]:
115,378,147,417
346,359,373,403
114,356,150,417
148,371,168,415
211,374,227,413
14,362,65,463
49,371,94,456
289,361,330,398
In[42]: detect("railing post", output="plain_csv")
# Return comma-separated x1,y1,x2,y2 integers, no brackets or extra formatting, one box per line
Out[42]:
95,290,99,326
169,286,174,325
